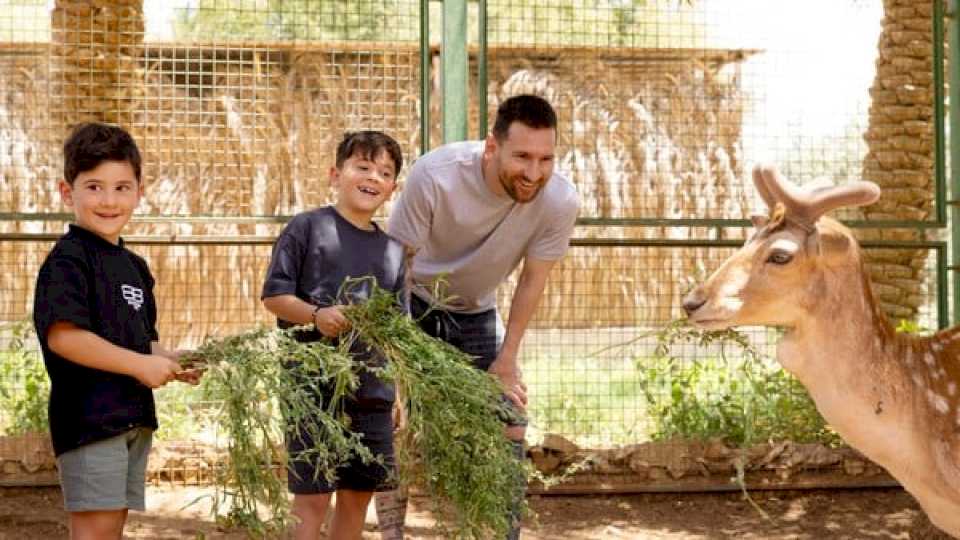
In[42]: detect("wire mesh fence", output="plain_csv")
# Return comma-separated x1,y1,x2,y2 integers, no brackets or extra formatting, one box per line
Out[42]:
0,0,948,492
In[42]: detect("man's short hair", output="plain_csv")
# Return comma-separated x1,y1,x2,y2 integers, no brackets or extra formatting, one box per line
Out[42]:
63,122,142,185
491,94,557,141
335,131,403,174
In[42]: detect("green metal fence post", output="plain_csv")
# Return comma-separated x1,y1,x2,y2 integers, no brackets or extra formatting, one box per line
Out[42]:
420,0,431,154
442,0,469,143
478,0,488,138
936,0,948,228
948,0,960,324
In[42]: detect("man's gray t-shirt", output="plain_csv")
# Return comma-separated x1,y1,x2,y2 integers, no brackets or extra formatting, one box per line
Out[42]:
387,140,579,314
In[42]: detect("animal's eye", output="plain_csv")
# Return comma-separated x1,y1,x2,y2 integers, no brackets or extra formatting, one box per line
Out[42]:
766,251,793,265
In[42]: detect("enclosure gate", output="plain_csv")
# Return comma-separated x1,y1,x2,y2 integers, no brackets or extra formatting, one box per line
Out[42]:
0,0,954,492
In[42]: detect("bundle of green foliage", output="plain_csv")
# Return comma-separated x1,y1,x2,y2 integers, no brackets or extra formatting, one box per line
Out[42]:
190,328,374,534
344,285,526,539
194,284,524,538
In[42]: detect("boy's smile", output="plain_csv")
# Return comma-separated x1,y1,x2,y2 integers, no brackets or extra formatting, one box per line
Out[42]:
59,160,142,244
358,185,382,197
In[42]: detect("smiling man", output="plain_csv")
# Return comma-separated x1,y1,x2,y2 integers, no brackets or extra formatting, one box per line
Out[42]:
377,94,580,540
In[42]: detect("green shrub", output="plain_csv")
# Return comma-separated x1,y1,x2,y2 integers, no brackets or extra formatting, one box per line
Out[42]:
638,321,841,447
0,320,49,435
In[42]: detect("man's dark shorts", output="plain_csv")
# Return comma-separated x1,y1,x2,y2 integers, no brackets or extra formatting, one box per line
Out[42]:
410,294,527,428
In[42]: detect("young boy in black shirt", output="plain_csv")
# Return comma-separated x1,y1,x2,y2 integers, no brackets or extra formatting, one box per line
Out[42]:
33,122,186,539
261,131,405,539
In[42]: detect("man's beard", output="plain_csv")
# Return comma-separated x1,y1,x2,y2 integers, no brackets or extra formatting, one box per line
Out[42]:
499,172,543,203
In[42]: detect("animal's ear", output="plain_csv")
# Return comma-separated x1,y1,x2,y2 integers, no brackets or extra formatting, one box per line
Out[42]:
814,227,853,264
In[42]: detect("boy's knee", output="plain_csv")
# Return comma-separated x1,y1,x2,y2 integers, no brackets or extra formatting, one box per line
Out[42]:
336,489,374,510
293,492,332,516
70,510,126,539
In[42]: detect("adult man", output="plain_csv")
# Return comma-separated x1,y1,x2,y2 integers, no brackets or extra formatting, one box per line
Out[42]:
376,94,580,539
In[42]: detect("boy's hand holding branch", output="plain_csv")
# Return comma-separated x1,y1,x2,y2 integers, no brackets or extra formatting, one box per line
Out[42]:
135,353,182,388
152,343,203,385
312,305,350,338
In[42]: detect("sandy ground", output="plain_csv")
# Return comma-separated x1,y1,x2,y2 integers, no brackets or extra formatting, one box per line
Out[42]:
0,485,950,539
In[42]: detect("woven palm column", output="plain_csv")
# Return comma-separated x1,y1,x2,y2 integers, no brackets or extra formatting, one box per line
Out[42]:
861,0,940,321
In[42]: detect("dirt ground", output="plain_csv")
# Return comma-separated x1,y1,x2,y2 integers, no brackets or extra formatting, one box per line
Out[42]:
0,485,948,539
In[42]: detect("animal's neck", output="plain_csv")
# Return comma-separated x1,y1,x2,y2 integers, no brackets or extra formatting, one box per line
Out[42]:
779,257,900,394
775,256,928,470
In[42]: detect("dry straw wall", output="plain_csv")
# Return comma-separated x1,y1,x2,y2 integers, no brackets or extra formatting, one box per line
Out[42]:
1,39,751,339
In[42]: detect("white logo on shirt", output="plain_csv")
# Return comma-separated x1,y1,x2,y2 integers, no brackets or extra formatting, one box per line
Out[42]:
121,284,144,311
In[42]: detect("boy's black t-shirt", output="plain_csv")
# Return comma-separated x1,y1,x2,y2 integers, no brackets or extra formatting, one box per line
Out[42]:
261,206,406,409
33,225,159,456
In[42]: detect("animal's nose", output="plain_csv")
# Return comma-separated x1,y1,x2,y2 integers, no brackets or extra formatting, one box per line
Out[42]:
682,292,706,316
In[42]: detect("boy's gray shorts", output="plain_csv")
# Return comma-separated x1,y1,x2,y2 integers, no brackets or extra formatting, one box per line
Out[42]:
57,427,153,512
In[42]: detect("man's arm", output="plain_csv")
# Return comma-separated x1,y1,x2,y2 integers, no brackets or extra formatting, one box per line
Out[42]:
47,322,180,389
386,159,433,254
488,256,557,410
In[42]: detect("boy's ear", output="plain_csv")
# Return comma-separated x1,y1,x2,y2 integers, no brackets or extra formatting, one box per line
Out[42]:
57,179,74,208
328,166,340,187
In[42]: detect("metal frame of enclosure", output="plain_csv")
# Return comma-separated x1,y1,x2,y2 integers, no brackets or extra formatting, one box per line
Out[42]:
0,0,955,491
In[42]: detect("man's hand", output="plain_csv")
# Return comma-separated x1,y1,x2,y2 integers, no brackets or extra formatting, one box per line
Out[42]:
488,356,527,412
134,354,181,389
313,305,350,338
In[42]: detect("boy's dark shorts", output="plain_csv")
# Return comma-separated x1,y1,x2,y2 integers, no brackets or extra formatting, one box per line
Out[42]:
411,294,528,428
287,407,395,494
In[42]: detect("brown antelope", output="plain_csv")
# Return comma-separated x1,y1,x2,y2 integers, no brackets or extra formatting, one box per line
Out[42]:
682,165,960,537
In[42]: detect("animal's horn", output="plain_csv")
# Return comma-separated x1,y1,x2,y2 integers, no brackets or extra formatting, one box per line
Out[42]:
751,164,777,209
756,164,880,225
